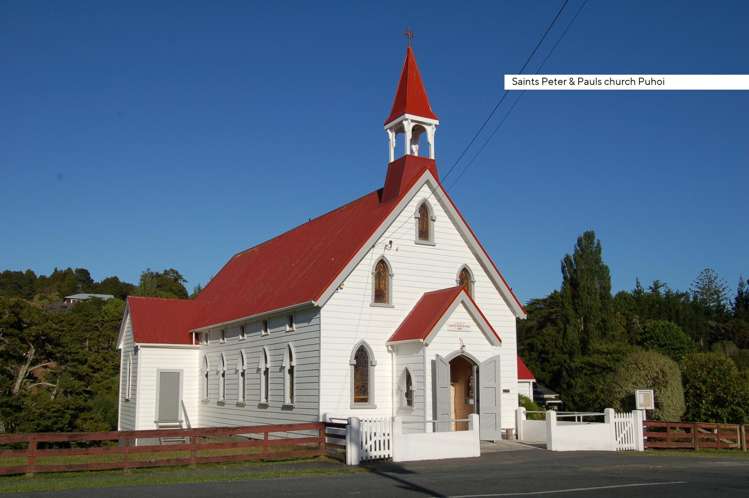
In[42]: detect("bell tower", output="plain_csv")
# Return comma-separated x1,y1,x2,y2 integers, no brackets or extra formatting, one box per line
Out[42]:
384,39,439,163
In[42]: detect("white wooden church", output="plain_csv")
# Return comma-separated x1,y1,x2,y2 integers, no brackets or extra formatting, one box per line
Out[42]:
117,46,527,440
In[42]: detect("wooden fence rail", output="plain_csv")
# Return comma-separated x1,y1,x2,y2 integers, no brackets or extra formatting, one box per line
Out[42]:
0,422,327,476
644,421,749,451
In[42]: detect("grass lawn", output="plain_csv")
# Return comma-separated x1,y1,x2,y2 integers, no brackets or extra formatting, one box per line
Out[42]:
0,456,361,494
639,449,749,459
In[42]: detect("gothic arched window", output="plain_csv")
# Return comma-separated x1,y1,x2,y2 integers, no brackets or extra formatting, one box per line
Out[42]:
218,353,226,402
458,266,474,298
201,355,209,401
259,348,270,405
416,201,433,243
373,258,392,305
350,342,376,407
284,344,296,406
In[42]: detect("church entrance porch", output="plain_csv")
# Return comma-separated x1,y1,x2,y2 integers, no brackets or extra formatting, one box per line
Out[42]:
449,355,476,431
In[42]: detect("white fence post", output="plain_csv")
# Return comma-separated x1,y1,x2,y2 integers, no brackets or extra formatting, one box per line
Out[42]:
604,409,614,448
545,410,557,451
633,410,645,451
346,417,361,466
515,407,526,441
392,416,402,462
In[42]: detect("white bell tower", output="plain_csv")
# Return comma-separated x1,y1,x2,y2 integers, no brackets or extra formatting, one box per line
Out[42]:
383,40,439,163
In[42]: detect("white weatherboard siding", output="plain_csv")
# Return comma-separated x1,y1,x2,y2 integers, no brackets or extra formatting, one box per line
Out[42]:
197,308,320,428
134,346,199,430
118,315,137,431
519,381,534,400
320,182,519,428
393,342,426,433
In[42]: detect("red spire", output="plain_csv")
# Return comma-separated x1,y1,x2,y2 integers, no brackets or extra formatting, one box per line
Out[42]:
384,47,438,125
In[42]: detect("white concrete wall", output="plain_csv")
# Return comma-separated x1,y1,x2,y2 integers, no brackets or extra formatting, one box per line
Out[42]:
546,411,616,452
392,414,480,462
134,346,200,430
320,182,519,428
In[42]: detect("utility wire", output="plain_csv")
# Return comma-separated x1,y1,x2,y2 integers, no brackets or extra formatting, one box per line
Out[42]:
381,0,587,243
446,0,589,192
442,0,570,183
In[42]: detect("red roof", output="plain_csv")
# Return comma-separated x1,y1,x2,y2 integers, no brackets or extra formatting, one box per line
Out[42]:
128,296,196,345
517,356,535,381
388,286,501,344
128,156,439,344
384,47,438,125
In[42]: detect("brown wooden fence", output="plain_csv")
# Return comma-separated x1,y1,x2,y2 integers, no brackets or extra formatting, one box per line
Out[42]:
0,422,327,476
644,421,749,451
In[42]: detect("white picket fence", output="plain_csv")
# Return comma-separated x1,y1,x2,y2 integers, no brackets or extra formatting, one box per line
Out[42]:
359,417,392,461
613,410,644,451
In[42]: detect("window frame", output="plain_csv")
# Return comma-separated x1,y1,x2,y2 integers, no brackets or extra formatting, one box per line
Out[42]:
414,200,436,245
286,314,295,332
457,265,476,298
239,325,246,340
283,344,296,406
124,353,133,401
402,367,415,410
220,329,226,344
218,353,226,403
237,350,247,404
261,319,269,336
258,347,270,406
371,257,394,307
201,355,209,402
349,341,377,409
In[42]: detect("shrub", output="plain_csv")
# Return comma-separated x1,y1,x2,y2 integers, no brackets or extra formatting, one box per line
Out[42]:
519,395,544,420
639,320,694,361
681,352,749,423
610,350,685,421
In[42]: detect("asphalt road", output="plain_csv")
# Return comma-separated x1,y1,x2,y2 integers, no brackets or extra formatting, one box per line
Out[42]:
20,449,749,497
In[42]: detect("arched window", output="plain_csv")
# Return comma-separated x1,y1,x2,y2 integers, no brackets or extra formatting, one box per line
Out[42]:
201,355,209,401
458,266,474,297
238,351,247,403
350,342,376,408
373,258,392,305
415,201,434,243
259,348,270,404
218,354,226,402
283,344,296,405
403,368,414,408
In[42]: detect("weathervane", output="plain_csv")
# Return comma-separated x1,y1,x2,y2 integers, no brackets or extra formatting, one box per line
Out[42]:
404,27,414,47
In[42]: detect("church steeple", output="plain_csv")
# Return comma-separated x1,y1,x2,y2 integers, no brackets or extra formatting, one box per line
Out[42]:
384,44,439,163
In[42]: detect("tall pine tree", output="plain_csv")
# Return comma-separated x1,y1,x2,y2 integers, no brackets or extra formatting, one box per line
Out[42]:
560,231,613,355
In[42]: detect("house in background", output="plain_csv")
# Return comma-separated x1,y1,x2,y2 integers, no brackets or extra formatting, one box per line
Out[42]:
64,293,114,305
517,356,535,400
117,46,527,441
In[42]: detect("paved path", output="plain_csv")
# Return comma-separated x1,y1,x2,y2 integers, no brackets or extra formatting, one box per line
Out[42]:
19,450,749,497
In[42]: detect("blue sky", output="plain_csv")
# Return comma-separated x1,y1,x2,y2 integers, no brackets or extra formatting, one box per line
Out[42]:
1,1,747,302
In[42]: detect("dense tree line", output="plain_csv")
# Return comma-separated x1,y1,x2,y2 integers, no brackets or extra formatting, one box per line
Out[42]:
0,268,189,433
519,231,749,423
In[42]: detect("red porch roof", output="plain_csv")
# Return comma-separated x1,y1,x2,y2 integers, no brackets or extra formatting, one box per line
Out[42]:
517,356,536,381
387,286,501,344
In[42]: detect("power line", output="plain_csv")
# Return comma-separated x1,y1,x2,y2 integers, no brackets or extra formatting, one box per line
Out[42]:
380,0,587,242
442,0,570,183
446,0,589,192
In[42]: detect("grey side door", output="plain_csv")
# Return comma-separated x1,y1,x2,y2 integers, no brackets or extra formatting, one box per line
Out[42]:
433,355,451,432
479,355,501,441
156,370,182,426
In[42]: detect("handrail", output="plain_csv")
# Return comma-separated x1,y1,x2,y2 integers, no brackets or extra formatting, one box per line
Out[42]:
402,418,470,424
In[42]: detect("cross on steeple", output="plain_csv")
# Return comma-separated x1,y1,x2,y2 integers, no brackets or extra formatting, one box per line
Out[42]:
404,27,414,47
